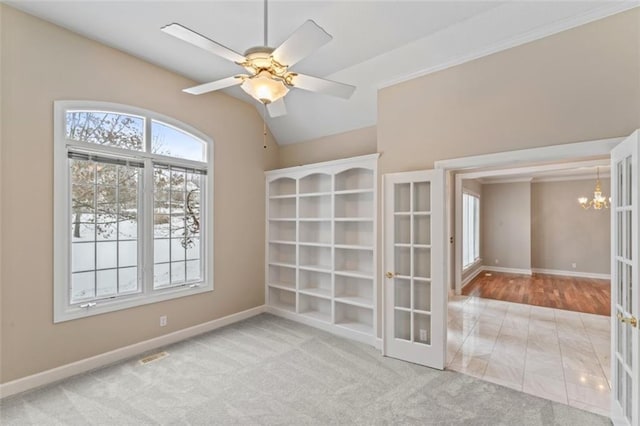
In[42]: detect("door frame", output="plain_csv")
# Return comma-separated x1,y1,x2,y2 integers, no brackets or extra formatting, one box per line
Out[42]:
434,136,624,293
451,158,613,295
431,135,628,422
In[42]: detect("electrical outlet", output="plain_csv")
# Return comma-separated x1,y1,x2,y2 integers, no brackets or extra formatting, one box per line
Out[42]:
571,263,577,269
495,259,499,265
419,329,427,341
160,315,167,327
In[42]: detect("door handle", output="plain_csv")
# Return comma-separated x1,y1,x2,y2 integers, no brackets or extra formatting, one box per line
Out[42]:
617,312,638,328
385,272,397,279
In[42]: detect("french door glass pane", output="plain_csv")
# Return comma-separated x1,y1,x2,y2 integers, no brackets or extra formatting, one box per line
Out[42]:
413,182,431,212
395,279,411,309
395,183,410,212
395,310,411,340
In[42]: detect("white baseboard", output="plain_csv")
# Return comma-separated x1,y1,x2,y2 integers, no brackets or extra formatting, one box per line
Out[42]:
461,266,484,288
531,268,610,280
0,305,266,399
482,266,532,276
374,337,383,351
266,305,378,348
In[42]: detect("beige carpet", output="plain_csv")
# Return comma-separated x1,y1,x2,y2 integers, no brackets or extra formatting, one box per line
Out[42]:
1,314,609,425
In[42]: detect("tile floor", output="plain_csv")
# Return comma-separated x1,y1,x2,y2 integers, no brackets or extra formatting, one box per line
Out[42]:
447,295,611,417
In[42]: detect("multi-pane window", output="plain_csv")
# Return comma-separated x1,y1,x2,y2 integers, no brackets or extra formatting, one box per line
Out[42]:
55,102,213,322
462,192,480,268
153,164,203,288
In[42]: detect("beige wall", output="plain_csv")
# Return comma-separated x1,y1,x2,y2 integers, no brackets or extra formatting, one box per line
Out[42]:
269,8,639,336
2,4,638,376
532,179,611,274
377,8,640,174
0,5,279,383
277,126,376,169
481,182,532,271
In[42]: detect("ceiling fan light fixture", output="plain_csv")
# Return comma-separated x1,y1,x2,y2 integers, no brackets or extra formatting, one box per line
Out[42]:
240,70,289,104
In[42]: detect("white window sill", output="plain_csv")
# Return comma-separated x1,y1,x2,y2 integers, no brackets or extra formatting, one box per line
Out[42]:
463,258,482,272
54,280,213,323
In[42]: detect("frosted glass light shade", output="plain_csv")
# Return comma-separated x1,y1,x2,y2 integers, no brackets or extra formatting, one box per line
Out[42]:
240,70,289,104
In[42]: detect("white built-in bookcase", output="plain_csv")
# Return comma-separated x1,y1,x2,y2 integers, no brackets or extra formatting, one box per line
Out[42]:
265,154,379,345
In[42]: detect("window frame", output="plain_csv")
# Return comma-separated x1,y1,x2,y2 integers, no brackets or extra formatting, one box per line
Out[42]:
54,101,214,322
462,190,480,270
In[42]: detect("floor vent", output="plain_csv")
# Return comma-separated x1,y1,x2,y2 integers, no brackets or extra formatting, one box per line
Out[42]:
485,273,493,277
139,351,169,365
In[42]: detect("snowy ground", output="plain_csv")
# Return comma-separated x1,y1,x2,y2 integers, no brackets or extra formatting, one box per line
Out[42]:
71,216,201,302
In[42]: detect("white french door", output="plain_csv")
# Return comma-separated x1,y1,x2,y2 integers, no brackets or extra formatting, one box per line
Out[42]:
383,169,445,368
611,130,639,426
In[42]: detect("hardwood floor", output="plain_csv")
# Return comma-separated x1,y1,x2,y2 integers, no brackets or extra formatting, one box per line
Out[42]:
462,272,611,316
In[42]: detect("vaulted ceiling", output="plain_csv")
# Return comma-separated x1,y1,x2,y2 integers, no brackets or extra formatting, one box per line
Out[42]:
7,1,636,145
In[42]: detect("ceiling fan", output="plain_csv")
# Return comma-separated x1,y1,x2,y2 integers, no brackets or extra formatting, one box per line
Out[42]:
161,0,355,118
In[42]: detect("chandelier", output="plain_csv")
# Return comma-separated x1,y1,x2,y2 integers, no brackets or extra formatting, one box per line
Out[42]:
578,167,610,210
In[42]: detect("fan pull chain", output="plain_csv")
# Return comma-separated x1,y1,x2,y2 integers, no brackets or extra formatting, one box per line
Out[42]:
263,102,268,149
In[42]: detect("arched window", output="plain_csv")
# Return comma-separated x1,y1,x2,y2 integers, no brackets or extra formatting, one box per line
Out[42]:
54,101,213,322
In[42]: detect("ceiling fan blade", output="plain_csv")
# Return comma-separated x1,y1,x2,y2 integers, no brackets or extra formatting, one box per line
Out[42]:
161,23,246,64
183,76,242,95
291,74,355,99
272,20,332,67
266,98,287,118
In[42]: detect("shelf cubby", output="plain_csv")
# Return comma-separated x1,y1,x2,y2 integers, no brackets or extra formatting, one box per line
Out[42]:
335,192,373,219
299,269,331,299
335,247,373,277
269,242,296,265
299,220,331,245
299,245,332,271
335,302,373,335
299,294,332,323
269,287,296,312
335,275,373,308
299,173,331,194
334,220,373,247
299,194,331,219
268,264,296,290
269,197,296,219
265,154,378,345
335,168,373,191
269,177,296,197
269,221,296,243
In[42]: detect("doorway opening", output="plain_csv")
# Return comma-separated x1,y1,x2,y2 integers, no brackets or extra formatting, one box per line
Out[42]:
435,137,622,417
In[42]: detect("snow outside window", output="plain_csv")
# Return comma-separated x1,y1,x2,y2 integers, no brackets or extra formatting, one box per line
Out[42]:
54,102,213,322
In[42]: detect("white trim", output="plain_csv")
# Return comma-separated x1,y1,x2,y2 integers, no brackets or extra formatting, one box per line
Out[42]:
0,305,266,399
53,100,215,323
435,138,622,171
531,268,610,280
446,139,618,295
480,173,611,184
461,265,484,288
483,266,533,276
530,173,611,183
265,153,380,176
379,3,639,90
266,306,376,347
